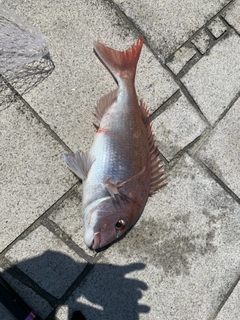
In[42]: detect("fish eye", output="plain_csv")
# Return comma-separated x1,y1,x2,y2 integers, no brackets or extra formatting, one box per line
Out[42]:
115,219,125,231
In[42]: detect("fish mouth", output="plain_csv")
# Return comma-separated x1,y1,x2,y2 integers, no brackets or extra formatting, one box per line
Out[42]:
89,232,101,250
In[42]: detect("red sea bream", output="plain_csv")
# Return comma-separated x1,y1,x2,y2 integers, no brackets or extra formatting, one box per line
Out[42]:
63,37,166,250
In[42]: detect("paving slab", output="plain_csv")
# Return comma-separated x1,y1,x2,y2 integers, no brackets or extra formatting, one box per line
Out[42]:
153,93,207,160
56,154,240,319
215,280,240,320
3,0,177,153
191,28,212,54
0,268,52,319
166,45,197,75
0,101,76,252
114,0,231,60
49,184,94,257
196,97,240,198
208,16,228,38
182,30,240,125
224,0,240,34
5,225,87,299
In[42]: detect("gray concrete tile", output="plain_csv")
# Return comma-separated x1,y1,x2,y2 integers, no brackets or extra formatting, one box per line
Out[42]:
215,281,240,320
114,0,231,60
5,225,87,299
191,29,212,54
3,0,177,152
153,94,207,160
196,97,240,198
0,102,76,252
182,31,240,125
0,268,52,318
49,184,94,257
55,154,240,319
208,17,228,38
224,0,240,34
166,45,196,75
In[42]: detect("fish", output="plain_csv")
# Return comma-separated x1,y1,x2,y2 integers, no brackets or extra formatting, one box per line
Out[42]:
63,37,166,250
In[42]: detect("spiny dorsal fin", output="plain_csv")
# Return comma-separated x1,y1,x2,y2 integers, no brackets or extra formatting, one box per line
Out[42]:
93,88,118,123
63,151,95,181
139,99,167,195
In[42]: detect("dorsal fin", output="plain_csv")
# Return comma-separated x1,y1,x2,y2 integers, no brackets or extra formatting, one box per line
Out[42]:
139,99,167,195
93,88,118,123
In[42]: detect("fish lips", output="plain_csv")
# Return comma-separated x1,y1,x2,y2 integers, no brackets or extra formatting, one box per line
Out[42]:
84,231,101,250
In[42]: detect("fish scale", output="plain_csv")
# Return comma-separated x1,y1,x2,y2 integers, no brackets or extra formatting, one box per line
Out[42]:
63,37,166,249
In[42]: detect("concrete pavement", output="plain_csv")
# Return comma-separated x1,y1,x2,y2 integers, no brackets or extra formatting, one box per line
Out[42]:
1,0,240,319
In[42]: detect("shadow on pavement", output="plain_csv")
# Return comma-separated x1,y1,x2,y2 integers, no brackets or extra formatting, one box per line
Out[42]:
1,250,150,320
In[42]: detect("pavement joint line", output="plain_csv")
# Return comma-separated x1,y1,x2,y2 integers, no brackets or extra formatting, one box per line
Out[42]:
211,90,240,128
1,257,58,307
39,182,80,220
220,11,240,37
1,75,72,153
210,274,240,320
207,15,229,40
41,218,96,263
150,89,181,121
165,6,234,78
45,262,98,320
167,130,210,170
204,24,218,42
105,0,142,39
189,40,203,57
176,53,201,79
174,23,231,79
193,156,240,205
0,183,79,257
176,80,212,126
106,0,236,133
182,0,235,44
0,75,19,112
150,90,182,165
187,128,212,156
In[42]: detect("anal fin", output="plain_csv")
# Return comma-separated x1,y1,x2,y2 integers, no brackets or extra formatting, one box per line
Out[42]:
63,151,94,181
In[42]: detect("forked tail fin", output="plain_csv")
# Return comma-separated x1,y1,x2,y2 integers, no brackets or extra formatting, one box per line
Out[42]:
93,36,144,83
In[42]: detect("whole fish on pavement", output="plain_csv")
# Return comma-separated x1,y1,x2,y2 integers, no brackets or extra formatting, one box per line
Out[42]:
63,37,166,250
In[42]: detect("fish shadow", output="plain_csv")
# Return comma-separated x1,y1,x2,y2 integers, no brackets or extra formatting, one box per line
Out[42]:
1,250,150,320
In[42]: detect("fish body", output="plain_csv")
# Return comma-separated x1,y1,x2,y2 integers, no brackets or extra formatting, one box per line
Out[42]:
63,37,166,249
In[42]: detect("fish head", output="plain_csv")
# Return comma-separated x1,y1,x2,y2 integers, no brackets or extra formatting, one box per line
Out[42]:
83,196,142,250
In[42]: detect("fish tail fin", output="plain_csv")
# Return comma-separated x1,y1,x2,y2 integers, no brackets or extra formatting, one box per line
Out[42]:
93,36,144,83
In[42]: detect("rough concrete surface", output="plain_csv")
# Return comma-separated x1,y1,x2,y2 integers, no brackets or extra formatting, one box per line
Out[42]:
0,0,240,320
215,280,240,320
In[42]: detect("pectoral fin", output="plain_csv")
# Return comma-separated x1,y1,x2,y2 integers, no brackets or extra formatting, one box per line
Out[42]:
103,167,145,199
63,151,94,180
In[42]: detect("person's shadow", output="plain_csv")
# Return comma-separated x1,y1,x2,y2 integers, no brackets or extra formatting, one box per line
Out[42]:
1,250,150,320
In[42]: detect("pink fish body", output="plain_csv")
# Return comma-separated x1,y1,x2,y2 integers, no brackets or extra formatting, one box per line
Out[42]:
63,37,166,249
